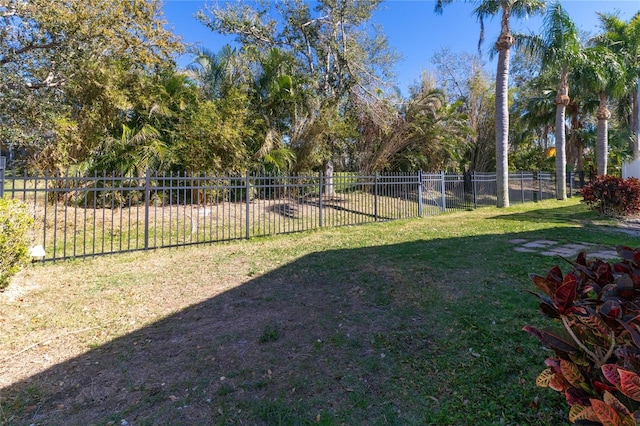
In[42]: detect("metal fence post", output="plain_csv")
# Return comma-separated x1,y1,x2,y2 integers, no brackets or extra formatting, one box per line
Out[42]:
569,171,574,198
440,171,446,212
318,171,324,227
246,171,251,239
0,156,5,198
144,169,150,250
417,170,423,217
472,171,477,208
374,172,379,221
520,171,525,203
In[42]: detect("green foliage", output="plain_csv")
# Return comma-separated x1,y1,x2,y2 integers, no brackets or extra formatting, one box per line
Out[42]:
356,76,472,173
198,0,398,172
509,144,553,172
582,175,640,217
524,247,640,425
259,322,281,344
2,0,182,171
0,198,34,289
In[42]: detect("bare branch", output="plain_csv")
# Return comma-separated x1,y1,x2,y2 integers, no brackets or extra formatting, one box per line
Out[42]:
0,40,61,66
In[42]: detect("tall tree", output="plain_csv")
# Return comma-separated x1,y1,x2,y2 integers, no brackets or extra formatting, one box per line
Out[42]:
573,46,626,176
435,0,545,207
431,48,496,172
197,0,397,186
0,0,182,170
595,12,640,160
355,73,471,173
518,2,581,199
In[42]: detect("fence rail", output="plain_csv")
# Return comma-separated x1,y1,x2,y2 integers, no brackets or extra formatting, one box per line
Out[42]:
0,163,580,262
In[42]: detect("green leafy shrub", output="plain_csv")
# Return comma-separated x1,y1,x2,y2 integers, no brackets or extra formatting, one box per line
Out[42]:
524,247,640,425
582,175,640,217
0,198,34,289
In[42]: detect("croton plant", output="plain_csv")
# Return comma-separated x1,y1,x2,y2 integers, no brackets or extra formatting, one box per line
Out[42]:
524,246,640,425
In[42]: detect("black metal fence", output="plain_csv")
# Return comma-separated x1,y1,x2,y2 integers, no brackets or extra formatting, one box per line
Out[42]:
0,164,578,262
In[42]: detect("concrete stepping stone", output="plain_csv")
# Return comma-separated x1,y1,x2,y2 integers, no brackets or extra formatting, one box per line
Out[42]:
588,251,619,260
523,240,558,248
508,239,529,244
514,247,537,253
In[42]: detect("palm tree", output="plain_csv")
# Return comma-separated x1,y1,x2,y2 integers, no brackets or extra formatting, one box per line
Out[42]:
518,2,580,199
187,45,244,100
573,46,626,176
435,0,546,207
251,48,302,173
595,12,640,159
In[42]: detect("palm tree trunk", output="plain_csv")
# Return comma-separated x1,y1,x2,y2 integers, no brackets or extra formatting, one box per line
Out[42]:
633,85,639,160
596,91,611,176
495,44,510,208
555,105,567,199
555,68,569,200
567,101,580,171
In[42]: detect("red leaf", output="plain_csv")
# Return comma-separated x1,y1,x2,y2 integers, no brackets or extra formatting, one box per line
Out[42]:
529,274,555,297
602,364,622,387
576,252,587,266
602,300,623,320
523,326,579,354
547,266,563,284
619,369,640,401
575,307,609,336
565,387,592,406
614,263,631,274
564,273,578,286
616,245,635,262
560,359,585,388
596,263,615,286
632,270,640,289
589,398,623,426
617,319,640,349
550,377,568,392
595,381,619,394
555,279,577,313
603,391,631,416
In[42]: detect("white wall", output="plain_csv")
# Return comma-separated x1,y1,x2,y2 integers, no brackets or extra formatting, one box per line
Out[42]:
622,160,640,179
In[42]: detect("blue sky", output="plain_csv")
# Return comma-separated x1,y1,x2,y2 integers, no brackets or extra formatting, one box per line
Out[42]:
163,0,640,94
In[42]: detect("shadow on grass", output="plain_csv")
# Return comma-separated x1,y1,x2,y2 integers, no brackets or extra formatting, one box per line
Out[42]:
2,227,604,425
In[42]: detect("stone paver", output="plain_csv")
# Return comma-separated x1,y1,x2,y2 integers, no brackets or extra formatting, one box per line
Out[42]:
542,248,581,257
508,239,529,244
522,240,558,248
511,239,618,261
589,251,619,260
563,243,594,250
514,247,536,253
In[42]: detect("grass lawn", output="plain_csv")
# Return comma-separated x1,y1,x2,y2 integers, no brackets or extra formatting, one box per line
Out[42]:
1,198,637,425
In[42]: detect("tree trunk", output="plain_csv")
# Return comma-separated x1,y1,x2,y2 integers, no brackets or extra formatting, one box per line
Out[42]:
554,68,569,200
567,101,581,172
323,159,335,196
596,91,611,176
555,105,567,200
633,84,639,160
495,42,511,208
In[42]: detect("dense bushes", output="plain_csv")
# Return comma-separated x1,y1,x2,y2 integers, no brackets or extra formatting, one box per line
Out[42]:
524,247,640,424
0,198,34,289
582,175,640,217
